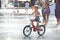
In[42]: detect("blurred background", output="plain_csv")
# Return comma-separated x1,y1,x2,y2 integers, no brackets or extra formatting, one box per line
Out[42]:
0,0,60,40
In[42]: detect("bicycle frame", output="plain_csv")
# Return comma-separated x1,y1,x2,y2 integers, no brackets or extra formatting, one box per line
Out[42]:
30,19,40,31
29,15,41,31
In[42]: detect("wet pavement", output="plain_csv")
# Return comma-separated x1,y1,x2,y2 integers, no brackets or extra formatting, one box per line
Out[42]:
0,14,60,40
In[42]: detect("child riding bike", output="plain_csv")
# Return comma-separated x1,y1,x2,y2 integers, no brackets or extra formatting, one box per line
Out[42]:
23,5,46,37
32,5,41,22
31,5,41,31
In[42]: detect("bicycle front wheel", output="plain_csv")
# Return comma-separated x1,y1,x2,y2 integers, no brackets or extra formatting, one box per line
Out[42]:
37,25,46,36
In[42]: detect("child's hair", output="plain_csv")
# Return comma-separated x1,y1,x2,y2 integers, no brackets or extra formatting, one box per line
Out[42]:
33,5,39,9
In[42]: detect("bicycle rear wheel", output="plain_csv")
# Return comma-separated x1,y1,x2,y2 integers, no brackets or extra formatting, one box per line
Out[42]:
37,25,46,36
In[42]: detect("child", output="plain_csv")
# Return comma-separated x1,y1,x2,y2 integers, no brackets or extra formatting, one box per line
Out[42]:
25,1,29,13
32,5,41,31
13,0,19,14
40,0,50,25
32,5,41,22
41,0,47,25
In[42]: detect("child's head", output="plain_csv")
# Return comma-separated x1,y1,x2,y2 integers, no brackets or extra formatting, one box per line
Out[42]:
33,5,39,11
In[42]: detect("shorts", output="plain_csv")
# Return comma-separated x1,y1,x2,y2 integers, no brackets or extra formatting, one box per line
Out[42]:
55,5,60,18
55,10,60,18
45,7,50,13
42,8,46,20
35,18,40,22
14,2,19,7
55,13,60,18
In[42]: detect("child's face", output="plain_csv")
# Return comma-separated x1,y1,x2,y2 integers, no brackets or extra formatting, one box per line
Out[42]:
34,7,38,11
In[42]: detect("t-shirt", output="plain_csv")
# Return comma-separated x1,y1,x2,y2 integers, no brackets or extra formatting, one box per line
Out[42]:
25,2,29,8
31,0,36,6
14,0,18,6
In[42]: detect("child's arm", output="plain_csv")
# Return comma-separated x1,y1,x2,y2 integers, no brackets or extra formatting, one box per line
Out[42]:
32,12,34,15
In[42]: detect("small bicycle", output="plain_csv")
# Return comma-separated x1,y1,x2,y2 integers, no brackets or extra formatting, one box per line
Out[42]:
23,15,46,37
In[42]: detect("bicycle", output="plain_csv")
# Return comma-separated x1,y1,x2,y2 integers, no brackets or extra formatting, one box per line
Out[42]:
23,15,46,37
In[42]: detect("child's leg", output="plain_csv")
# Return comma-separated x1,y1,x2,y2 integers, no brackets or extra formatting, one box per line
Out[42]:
59,18,60,25
46,13,50,25
57,18,60,25
45,7,50,25
31,20,35,27
25,8,28,13
42,9,46,24
17,7,19,13
13,7,16,15
35,18,40,27
43,14,46,23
